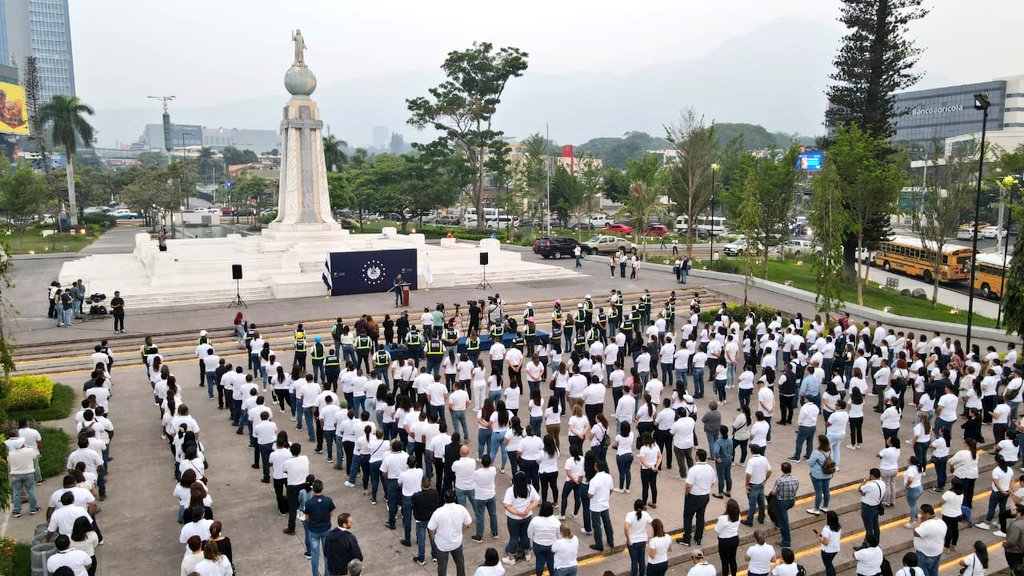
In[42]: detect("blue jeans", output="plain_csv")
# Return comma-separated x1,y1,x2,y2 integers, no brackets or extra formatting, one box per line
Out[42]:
716,462,733,493
369,460,382,501
402,495,414,541
793,425,815,460
775,498,794,547
534,542,555,576
415,520,438,562
812,477,831,510
917,552,941,576
307,528,329,576
385,480,400,526
489,430,508,468
477,428,492,459
591,509,614,550
301,408,316,441
10,473,37,514
206,372,216,398
827,434,845,469
348,454,368,485
452,410,469,440
616,453,633,490
691,368,705,397
860,502,880,544
473,497,498,538
312,361,325,383
455,487,474,508
746,483,765,523
906,484,924,522
506,517,531,555
628,541,647,576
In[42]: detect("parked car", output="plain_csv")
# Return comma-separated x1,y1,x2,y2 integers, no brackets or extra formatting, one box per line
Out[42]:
784,239,817,255
221,206,238,216
581,235,632,255
981,225,1006,239
434,215,460,226
601,223,634,235
533,236,582,259
642,224,671,237
956,228,974,240
110,208,139,220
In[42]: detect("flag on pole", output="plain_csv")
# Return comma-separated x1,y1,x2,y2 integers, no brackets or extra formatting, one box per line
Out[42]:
423,252,434,287
322,257,333,292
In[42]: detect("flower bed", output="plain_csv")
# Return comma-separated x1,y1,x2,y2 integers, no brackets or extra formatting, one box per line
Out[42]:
5,375,55,412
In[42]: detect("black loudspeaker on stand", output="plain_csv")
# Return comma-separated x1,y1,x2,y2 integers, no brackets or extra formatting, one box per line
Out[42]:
476,252,492,290
228,264,247,308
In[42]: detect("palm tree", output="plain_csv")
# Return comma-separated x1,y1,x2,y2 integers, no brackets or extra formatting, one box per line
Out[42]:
39,95,95,225
322,135,348,172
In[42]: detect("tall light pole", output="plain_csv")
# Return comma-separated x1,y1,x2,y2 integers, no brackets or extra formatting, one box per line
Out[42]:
966,92,990,351
709,163,719,263
545,122,551,237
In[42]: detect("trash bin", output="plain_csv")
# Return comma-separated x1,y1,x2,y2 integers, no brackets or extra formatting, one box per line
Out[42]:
30,541,55,576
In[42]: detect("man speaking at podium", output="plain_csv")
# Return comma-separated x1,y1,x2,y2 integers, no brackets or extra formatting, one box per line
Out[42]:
393,272,404,307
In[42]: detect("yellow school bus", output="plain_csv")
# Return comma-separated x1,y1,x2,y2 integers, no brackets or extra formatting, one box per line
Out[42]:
873,235,973,284
972,252,1012,299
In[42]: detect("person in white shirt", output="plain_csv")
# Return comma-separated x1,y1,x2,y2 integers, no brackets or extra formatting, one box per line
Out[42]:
551,524,579,576
527,501,562,575
252,412,278,483
852,535,883,576
46,535,92,576
670,408,697,478
680,448,716,545
502,471,541,565
743,446,772,526
976,455,1014,531
587,462,615,553
471,454,500,542
427,490,473,576
282,443,310,535
912,504,946,576
624,499,654,576
745,529,776,576
857,468,886,548
7,437,39,516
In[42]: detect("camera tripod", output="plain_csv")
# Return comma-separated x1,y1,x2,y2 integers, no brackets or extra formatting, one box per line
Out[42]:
228,279,248,308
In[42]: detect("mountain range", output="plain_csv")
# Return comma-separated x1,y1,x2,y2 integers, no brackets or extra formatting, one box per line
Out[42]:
90,17,956,150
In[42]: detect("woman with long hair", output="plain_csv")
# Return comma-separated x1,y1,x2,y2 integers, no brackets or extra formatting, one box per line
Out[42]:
208,520,233,567
544,395,562,449
732,406,751,465
477,398,495,460
590,413,609,468
635,392,656,450
567,404,589,458
612,422,634,494
816,510,841,576
903,455,924,527
646,518,671,576
539,434,561,503
517,423,544,489
877,434,900,507
527,501,561,576
503,471,541,565
930,426,951,493
847,386,865,449
528,389,544,435
977,454,1013,531
638,432,662,509
715,498,741,576
806,435,833,515
958,540,989,576
941,483,965,550
489,400,511,472
195,539,233,576
70,515,99,576
624,499,653,576
504,416,525,477
950,437,979,512
272,364,290,411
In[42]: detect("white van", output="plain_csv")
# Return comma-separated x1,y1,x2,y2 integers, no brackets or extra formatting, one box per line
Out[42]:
674,215,689,233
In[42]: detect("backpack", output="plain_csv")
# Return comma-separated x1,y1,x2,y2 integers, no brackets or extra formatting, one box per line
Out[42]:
880,558,893,576
821,453,836,475
796,565,807,576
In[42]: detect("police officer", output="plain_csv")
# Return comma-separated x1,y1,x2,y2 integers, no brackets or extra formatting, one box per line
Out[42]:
355,330,374,374
465,330,482,366
608,294,620,339
511,330,525,352
551,300,563,327
523,319,537,356
374,346,391,388
549,321,563,354
425,334,444,378
573,329,587,355
595,307,608,344
310,336,327,383
523,301,535,325
406,325,424,366
331,317,346,355
583,294,594,329
574,303,586,337
489,317,504,341
442,322,459,356
293,323,308,371
563,312,574,345
324,347,341,391
140,336,159,379
639,289,652,327
613,290,624,319
665,295,677,333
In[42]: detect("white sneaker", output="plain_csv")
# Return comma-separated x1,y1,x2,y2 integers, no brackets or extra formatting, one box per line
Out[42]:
994,530,1007,537
344,481,355,488
501,556,517,566
806,509,821,515
975,522,990,530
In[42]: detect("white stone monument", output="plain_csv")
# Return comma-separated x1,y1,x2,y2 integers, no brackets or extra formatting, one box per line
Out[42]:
266,29,341,236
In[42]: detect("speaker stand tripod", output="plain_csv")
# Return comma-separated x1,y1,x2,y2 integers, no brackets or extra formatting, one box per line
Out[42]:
228,279,248,308
476,265,492,290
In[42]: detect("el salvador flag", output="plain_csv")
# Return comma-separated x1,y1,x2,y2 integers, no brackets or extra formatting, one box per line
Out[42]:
322,257,332,292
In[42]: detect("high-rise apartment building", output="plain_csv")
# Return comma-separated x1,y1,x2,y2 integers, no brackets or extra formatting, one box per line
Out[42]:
2,0,75,102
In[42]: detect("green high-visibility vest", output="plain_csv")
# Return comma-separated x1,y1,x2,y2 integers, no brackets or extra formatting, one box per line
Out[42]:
310,343,326,360
407,333,423,346
427,340,443,356
524,325,536,337
325,354,340,367
294,331,307,352
466,338,480,351
356,335,372,351
374,349,390,367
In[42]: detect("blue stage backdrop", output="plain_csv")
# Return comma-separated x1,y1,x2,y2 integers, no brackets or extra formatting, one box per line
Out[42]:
322,249,418,296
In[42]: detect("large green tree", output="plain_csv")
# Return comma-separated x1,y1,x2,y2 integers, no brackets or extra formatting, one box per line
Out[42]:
618,180,661,260
825,0,928,140
830,124,907,304
407,42,528,230
0,160,47,248
323,135,348,172
38,95,95,225
664,110,717,257
810,159,853,313
729,146,800,279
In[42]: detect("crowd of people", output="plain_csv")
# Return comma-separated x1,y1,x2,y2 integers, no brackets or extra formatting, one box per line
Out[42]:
43,287,1024,576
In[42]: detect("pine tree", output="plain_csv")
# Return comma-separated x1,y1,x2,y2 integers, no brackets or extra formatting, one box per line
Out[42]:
825,0,929,140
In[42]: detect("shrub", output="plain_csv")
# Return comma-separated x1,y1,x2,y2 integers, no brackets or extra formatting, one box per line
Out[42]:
8,383,74,422
4,375,54,412
0,537,16,576
39,427,70,479
698,303,782,324
82,213,116,228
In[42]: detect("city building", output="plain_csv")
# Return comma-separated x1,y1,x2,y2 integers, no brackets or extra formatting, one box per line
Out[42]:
140,124,279,153
1,0,75,103
893,75,1024,156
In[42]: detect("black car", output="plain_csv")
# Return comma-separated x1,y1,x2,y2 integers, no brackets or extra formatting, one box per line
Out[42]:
533,236,582,259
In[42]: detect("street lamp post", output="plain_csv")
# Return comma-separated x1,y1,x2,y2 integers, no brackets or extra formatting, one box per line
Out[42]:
709,163,719,264
996,174,1020,329
966,92,990,351
546,122,551,237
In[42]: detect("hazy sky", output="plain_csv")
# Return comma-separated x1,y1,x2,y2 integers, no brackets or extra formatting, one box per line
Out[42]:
70,0,1023,145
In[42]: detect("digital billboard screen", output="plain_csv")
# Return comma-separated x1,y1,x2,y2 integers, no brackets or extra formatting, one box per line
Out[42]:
0,82,28,135
797,151,824,171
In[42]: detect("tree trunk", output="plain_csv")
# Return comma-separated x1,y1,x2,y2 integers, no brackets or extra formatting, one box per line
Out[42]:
65,151,79,226
932,253,941,304
855,234,865,306
842,241,857,282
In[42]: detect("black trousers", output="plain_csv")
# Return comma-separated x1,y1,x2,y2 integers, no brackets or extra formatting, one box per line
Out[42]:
273,478,288,514
286,485,301,531
112,312,124,331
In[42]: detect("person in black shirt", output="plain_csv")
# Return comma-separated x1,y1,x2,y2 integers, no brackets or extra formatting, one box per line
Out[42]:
325,513,362,576
396,312,410,345
778,365,797,425
109,291,125,333
411,478,441,565
305,480,336,576
468,301,481,335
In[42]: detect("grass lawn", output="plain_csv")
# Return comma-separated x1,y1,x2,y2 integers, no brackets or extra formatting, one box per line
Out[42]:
0,229,99,255
8,384,75,423
724,258,997,328
39,426,71,478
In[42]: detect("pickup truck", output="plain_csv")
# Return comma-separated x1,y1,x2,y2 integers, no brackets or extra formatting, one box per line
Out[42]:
581,235,632,255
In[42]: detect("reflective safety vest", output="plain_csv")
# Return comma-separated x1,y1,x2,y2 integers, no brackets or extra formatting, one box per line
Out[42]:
325,353,340,368
512,336,525,349
640,294,651,312
587,328,600,343
574,333,586,350
584,300,594,312
197,336,209,346
608,306,619,319
666,302,676,317
466,338,481,352
294,331,307,352
374,349,390,367
574,316,585,331
310,342,326,361
443,328,458,344
550,326,562,342
407,332,423,346
524,324,536,337
143,344,159,356
597,310,607,325
426,340,443,356
355,335,373,351
621,314,634,331
523,307,534,322
552,308,562,324
490,322,504,337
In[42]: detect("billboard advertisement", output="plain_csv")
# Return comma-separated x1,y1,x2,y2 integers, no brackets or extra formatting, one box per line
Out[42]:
0,82,28,135
796,151,824,171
